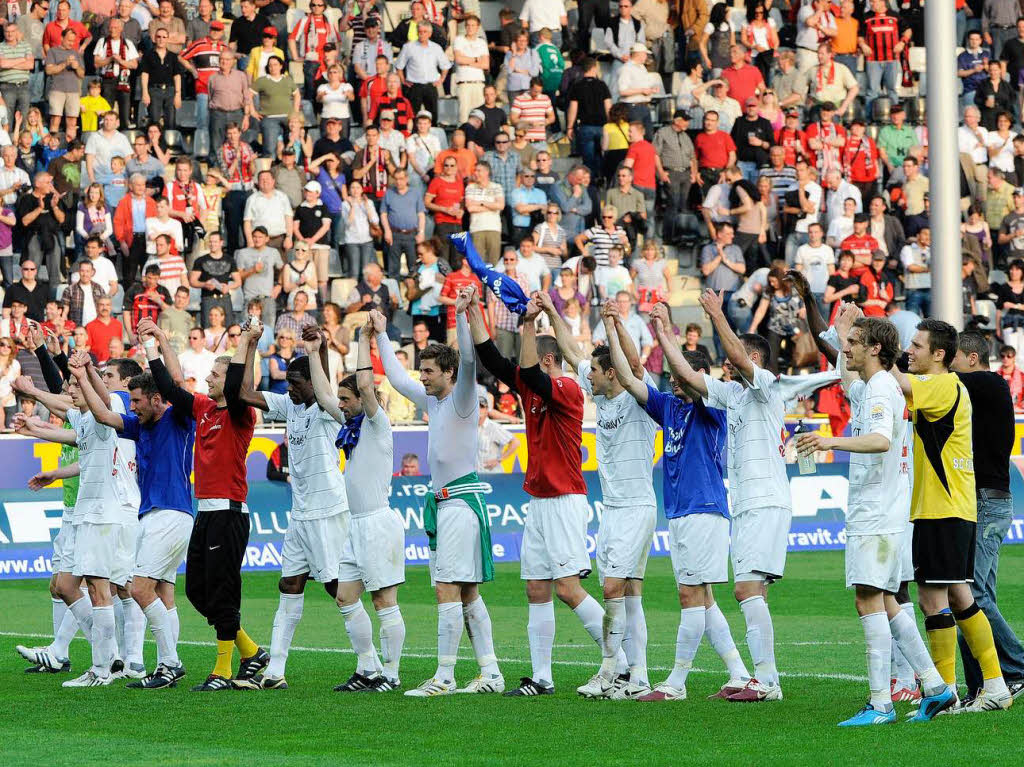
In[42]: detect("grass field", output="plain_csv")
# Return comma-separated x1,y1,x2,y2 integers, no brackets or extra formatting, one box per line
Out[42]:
3,549,1024,767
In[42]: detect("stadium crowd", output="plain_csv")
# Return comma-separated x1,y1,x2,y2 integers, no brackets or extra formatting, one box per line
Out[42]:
4,0,1024,431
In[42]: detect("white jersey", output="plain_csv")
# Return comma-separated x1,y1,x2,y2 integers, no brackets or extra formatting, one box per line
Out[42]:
845,370,908,535
67,403,139,526
264,393,348,521
577,359,657,507
344,406,394,517
704,365,790,516
376,314,478,490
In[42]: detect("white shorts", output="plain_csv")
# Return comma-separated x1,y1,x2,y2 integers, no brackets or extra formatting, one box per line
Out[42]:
52,511,76,574
338,507,406,592
520,494,591,581
899,523,914,583
73,521,135,585
597,504,656,583
846,533,902,593
731,505,792,582
669,513,731,586
429,499,484,585
280,513,349,583
135,509,193,583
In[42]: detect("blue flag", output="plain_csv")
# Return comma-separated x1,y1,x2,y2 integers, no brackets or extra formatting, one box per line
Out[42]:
448,232,530,315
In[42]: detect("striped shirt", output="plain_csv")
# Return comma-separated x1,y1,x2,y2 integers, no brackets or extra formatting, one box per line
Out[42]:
581,225,624,267
492,271,530,332
862,13,901,62
180,37,226,94
511,92,552,143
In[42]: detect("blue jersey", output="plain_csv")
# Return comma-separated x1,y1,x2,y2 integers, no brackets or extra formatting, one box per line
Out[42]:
643,384,729,520
120,405,196,517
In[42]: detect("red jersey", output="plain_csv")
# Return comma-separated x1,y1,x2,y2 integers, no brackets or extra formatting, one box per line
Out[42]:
43,20,91,50
862,14,901,62
775,127,807,165
721,63,764,107
625,140,657,189
840,233,880,266
857,269,893,317
803,120,846,173
694,130,736,169
85,317,122,362
426,175,464,225
191,393,257,503
360,74,389,113
440,270,483,329
181,38,227,95
1000,366,1024,410
842,135,880,183
514,369,587,498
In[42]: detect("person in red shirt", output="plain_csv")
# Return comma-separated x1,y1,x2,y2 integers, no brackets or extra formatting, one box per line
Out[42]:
359,55,391,126
857,252,893,317
842,119,880,202
469,293,609,697
998,345,1024,412
721,42,765,107
775,109,808,165
623,120,656,193
802,102,846,175
42,1,91,53
858,0,908,110
425,157,466,256
439,252,485,342
140,316,264,692
694,111,737,189
84,296,123,363
840,213,880,272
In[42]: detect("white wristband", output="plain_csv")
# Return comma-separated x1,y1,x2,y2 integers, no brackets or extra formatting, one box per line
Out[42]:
143,338,157,350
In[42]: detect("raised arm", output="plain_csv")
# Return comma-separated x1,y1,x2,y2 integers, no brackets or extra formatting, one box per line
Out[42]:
30,325,65,393
140,318,194,414
699,288,754,382
536,290,584,369
75,356,124,430
139,317,185,386
650,303,708,397
13,414,78,444
452,286,478,417
85,353,111,409
788,269,837,365
469,298,518,390
355,319,378,419
305,325,346,424
610,303,646,380
605,310,648,404
517,297,553,401
236,321,269,411
13,375,72,419
371,309,428,409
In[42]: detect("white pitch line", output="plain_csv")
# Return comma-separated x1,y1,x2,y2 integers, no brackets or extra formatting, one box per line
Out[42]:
1,630,869,682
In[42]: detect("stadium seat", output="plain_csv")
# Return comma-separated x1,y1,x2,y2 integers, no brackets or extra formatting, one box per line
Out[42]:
327,248,343,279
870,97,892,124
188,287,201,312
177,100,197,129
437,97,459,127
990,268,1007,285
163,129,184,154
120,128,142,144
905,97,927,125
231,288,244,314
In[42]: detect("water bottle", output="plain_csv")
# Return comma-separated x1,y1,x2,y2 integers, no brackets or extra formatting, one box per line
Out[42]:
794,420,817,475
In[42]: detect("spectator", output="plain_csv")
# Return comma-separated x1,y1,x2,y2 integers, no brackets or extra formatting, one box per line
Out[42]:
95,18,140,128
122,263,171,345
596,244,633,300
236,225,283,326
395,21,450,120
808,43,859,120
465,160,504,265
309,152,347,250
280,241,318,310
84,109,131,184
252,55,299,155
452,13,488,124
403,112,441,196
475,85,508,152
533,202,569,274
402,319,432,369
552,164,593,246
986,168,1014,233
566,57,612,178
858,0,907,111
0,23,32,136
438,251,484,343
592,290,652,365
722,42,764,108
59,259,103,326
803,101,846,176
794,222,835,318
243,169,293,255
476,395,519,472
272,144,306,208
748,264,805,372
860,251,895,318
0,335,18,427
821,167,863,233
424,155,465,263
311,114,354,162
958,30,991,113
866,194,905,258
483,247,528,358
16,171,65,295
378,167,424,281
44,26,85,139
731,97,773,186
405,236,447,341
576,205,629,268
207,50,253,168
143,232,188,294
694,110,737,190
996,259,1024,355
84,295,121,363
840,212,881,270
699,220,745,347
504,29,539,103
510,76,555,147
179,326,217,394
794,0,835,73
962,203,993,267
998,189,1024,262
741,2,779,79
997,344,1024,412
398,453,421,476
961,253,979,318
823,250,863,322
509,166,546,245
632,239,669,311
75,181,115,253
190,230,238,327
975,59,1014,130
340,179,380,278
697,78,741,133
877,103,918,177
773,50,808,114
288,0,340,102
716,165,760,272
482,127,520,206
900,225,931,317
350,124,397,204
841,119,880,203
210,121,256,255
782,159,823,264
2,258,44,323
144,195,183,256
71,235,118,297
275,289,317,338
156,285,193,354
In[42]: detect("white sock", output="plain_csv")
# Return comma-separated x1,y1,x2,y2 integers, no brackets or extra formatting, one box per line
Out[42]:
892,602,916,688
376,606,406,682
889,609,945,696
861,612,893,711
143,599,180,668
436,602,463,684
50,598,86,659
463,597,500,677
52,598,67,638
984,675,1010,696
527,601,555,686
573,594,605,646
265,593,304,678
167,606,180,648
340,600,379,676
122,597,146,667
91,604,116,677
704,602,750,682
739,595,778,686
600,597,626,678
667,606,706,689
623,595,648,686
112,596,126,661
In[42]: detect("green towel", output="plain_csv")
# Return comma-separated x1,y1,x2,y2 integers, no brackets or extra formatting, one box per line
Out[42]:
422,472,495,583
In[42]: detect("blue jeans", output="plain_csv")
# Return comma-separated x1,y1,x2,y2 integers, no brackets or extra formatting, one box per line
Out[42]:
259,115,286,157
991,27,1017,60
576,124,603,178
727,291,752,335
957,490,1024,694
866,60,900,107
210,108,243,168
345,241,377,278
784,231,809,266
195,92,210,158
905,288,931,318
737,161,759,185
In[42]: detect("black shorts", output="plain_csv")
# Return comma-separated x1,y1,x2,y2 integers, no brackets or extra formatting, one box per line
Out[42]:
912,517,976,585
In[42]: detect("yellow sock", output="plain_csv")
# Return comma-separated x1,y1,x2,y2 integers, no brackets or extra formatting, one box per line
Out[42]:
213,639,234,679
925,615,958,686
957,607,1002,681
235,628,259,659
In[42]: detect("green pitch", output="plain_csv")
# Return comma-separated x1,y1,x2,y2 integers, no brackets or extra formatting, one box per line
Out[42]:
2,549,1023,767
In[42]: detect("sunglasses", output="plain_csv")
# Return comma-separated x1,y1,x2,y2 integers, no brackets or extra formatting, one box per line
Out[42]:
546,211,558,215
602,215,615,220
495,139,509,144
22,266,36,271
228,332,241,338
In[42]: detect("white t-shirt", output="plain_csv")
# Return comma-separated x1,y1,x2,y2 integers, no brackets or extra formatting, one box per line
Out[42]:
453,35,488,83
72,256,118,293
826,215,854,247
264,392,348,521
179,347,217,394
68,401,139,526
794,243,835,294
317,81,354,120
519,0,566,33
344,405,393,517
986,131,1017,174
845,370,908,535
465,182,503,233
85,129,133,172
578,360,657,507
145,216,184,255
496,251,547,293
795,182,822,232
703,365,790,516
80,284,97,326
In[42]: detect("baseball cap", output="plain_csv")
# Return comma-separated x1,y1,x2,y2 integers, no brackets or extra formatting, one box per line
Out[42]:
1014,187,1024,197
673,109,690,120
871,250,885,261
630,43,650,54
469,108,485,121
416,109,433,120
786,108,800,117
304,180,322,193
210,20,225,30
380,109,395,120
262,26,277,36
745,97,759,106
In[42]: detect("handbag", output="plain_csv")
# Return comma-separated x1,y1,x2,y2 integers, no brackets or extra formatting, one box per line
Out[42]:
791,322,819,369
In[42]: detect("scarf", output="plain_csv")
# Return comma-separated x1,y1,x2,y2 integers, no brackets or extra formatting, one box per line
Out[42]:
102,37,132,90
361,146,387,197
449,232,530,314
334,413,364,459
421,471,495,583
815,60,835,90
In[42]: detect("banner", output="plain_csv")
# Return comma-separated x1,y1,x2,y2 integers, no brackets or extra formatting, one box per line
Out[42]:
3,465,1024,580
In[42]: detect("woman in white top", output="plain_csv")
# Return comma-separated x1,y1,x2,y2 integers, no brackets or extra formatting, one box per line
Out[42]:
317,64,355,139
281,241,320,308
532,202,568,274
203,304,230,353
631,239,670,311
986,111,1017,175
405,112,442,195
341,180,380,277
676,60,712,127
75,182,115,251
0,336,19,429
